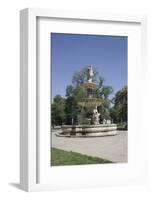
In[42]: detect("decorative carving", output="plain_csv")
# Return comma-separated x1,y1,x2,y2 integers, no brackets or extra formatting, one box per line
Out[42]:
92,106,100,125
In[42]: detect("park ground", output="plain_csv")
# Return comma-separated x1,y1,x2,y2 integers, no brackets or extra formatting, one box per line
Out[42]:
51,130,127,165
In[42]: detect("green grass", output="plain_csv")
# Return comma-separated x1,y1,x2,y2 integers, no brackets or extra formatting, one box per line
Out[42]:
51,148,113,166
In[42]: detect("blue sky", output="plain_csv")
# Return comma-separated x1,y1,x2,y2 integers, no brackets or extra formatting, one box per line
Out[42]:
51,33,127,100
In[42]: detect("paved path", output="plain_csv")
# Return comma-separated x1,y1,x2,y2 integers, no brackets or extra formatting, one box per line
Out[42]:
51,130,127,163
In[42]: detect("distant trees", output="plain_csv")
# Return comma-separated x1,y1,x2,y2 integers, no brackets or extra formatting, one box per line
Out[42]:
51,95,66,126
110,86,127,123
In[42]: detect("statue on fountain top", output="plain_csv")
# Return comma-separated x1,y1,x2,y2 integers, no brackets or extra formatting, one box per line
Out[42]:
87,66,94,83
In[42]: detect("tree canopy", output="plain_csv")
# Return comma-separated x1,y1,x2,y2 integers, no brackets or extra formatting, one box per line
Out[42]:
51,66,127,126
51,95,65,126
110,86,127,123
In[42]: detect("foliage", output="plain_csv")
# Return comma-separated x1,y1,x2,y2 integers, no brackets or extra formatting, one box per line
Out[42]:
51,95,66,126
98,100,111,121
117,123,127,130
51,66,114,125
65,84,87,124
110,86,127,123
51,66,128,126
51,148,113,166
64,96,79,125
65,66,113,124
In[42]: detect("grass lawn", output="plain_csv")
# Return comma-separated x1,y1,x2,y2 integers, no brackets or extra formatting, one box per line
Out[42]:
51,147,113,166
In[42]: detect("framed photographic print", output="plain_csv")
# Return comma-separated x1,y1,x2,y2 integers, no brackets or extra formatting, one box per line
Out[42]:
20,8,147,191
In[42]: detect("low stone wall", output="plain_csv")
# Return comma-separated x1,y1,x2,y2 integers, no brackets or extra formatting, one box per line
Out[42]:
58,124,117,137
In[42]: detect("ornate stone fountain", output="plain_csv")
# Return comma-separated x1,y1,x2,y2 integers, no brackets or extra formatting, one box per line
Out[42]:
58,66,117,137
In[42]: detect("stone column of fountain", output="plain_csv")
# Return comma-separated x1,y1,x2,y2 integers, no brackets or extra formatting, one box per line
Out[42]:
58,66,117,137
78,66,102,125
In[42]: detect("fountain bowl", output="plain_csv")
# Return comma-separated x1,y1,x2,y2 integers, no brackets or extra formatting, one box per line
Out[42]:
56,124,117,137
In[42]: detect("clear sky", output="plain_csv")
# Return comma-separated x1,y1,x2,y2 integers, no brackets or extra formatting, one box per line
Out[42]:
51,33,127,100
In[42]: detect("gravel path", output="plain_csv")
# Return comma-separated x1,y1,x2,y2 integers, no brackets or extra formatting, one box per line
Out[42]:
51,130,128,163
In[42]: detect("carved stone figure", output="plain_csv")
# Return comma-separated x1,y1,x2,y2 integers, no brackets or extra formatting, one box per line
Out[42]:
92,106,100,125
88,66,94,83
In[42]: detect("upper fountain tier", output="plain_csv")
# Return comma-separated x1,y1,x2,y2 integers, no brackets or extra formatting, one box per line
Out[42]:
82,82,96,89
82,65,97,89
78,97,102,109
78,66,102,109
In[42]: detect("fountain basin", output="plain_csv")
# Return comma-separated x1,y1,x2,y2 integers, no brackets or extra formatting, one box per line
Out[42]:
57,124,117,137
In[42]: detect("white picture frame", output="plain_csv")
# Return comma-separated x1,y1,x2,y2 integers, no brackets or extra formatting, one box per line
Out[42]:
20,8,147,191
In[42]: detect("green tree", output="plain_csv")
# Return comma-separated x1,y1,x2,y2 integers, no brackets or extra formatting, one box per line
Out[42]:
98,100,111,121
65,66,113,124
111,86,128,123
51,95,66,126
65,85,87,125
65,96,79,125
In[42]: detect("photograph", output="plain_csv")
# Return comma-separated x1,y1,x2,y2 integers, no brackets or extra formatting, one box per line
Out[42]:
18,7,148,193
50,33,128,166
